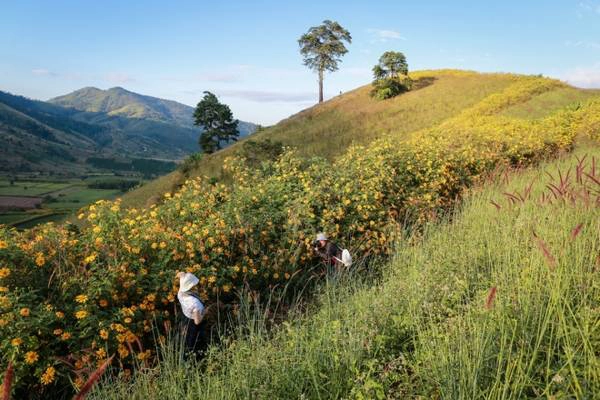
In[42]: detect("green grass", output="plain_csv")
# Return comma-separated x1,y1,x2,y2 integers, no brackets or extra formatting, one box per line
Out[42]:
13,212,70,229
501,86,600,119
0,177,129,228
45,185,122,210
0,211,45,225
0,180,73,196
92,143,600,399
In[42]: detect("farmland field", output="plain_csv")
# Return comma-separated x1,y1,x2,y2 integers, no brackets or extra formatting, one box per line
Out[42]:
0,177,138,228
0,196,42,210
0,180,72,196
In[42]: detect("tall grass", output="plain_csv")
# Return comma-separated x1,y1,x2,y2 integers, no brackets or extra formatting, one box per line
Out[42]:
91,147,599,398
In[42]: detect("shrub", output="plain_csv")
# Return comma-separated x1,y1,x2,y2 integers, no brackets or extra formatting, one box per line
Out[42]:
370,77,413,100
1,77,598,396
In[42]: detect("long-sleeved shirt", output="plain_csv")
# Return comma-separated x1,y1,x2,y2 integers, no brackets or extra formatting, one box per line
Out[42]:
177,291,205,320
316,241,342,266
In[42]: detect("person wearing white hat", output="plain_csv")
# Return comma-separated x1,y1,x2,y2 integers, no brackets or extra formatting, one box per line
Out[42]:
176,271,207,358
313,232,342,270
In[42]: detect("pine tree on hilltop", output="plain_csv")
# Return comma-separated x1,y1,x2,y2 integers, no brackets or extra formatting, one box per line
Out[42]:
298,20,352,103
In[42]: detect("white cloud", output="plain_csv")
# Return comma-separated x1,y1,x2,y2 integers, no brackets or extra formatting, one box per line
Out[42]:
197,64,251,83
562,64,600,88
216,89,316,103
202,72,241,83
576,1,600,17
564,40,600,50
31,68,57,77
367,28,406,42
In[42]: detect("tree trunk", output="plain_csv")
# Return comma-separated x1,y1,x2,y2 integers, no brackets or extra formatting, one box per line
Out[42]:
318,69,324,103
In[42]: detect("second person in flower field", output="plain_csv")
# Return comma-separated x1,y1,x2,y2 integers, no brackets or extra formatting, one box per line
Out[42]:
313,232,342,270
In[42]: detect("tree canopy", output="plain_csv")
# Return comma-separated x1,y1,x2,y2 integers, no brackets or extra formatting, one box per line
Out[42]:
372,51,408,80
371,51,412,100
193,91,239,154
298,20,352,103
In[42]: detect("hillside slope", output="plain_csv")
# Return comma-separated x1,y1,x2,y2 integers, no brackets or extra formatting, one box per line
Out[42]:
3,68,600,397
0,90,203,174
49,86,257,135
89,142,600,399
122,70,599,208
90,143,600,399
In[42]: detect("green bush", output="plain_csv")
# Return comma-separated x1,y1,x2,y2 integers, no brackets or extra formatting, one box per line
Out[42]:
370,77,413,100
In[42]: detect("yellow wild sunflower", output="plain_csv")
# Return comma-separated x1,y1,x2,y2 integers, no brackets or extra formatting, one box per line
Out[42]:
24,351,39,364
35,252,45,267
75,294,88,304
40,366,56,385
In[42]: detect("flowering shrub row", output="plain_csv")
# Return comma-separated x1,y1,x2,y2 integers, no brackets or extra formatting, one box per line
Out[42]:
0,78,598,396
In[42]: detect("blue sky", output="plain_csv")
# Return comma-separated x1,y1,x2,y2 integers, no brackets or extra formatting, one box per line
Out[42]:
1,0,600,125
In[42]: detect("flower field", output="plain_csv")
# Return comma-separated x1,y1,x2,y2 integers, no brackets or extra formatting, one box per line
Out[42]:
1,77,600,396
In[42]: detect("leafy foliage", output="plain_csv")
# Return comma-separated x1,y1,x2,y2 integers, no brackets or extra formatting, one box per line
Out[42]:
193,92,239,154
370,77,413,100
372,51,408,80
371,51,412,100
90,139,600,400
298,20,352,103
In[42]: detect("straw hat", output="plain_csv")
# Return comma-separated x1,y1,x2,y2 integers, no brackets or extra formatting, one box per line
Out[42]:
316,232,328,241
179,272,199,292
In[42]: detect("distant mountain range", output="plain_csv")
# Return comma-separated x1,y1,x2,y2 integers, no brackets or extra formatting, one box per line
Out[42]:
0,88,257,175
49,86,256,135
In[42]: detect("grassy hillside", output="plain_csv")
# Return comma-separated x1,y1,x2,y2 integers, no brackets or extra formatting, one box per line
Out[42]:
121,70,597,209
2,69,600,397
50,87,194,128
501,86,600,119
91,143,600,399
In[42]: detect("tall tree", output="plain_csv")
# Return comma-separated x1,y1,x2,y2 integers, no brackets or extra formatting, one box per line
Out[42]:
372,51,408,80
298,20,352,103
193,91,239,154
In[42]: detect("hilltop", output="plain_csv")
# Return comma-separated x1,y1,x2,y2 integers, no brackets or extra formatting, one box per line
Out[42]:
49,86,257,135
122,69,599,207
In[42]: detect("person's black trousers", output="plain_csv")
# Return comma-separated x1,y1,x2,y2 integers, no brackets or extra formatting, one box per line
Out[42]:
183,318,208,358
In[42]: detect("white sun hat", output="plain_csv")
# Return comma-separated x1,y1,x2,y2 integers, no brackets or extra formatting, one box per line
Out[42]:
316,232,328,241
179,272,199,292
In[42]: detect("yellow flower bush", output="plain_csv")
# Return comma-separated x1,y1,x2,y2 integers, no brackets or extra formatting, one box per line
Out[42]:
1,77,599,396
